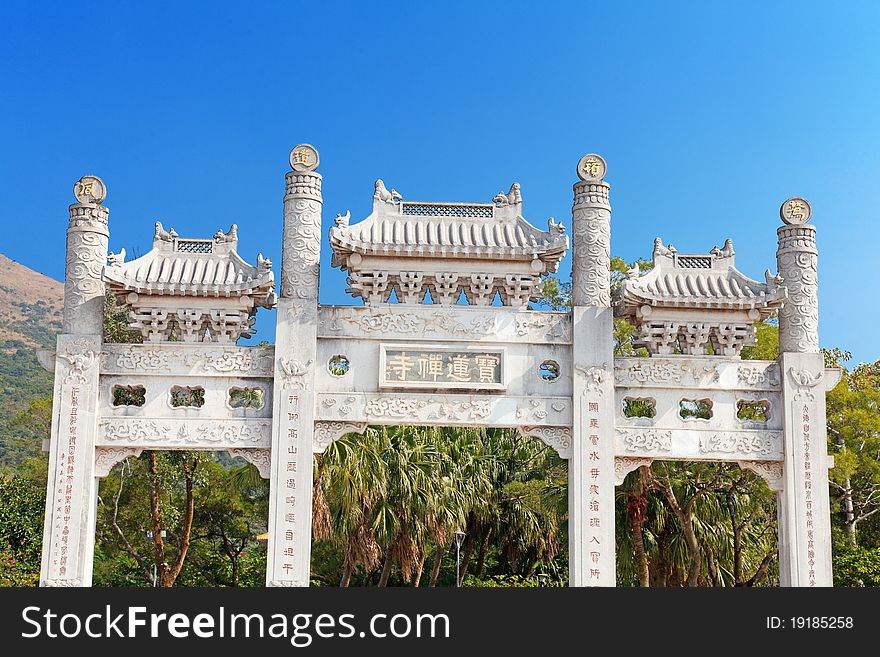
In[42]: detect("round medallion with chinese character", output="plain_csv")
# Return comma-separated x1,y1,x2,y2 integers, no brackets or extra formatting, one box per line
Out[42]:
576,154,607,182
780,197,812,225
289,144,320,172
72,175,106,205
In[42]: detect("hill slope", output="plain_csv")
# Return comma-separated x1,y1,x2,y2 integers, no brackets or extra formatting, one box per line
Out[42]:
0,254,63,348
0,254,63,468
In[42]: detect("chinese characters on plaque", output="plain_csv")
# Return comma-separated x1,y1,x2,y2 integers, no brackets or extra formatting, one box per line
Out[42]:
381,349,504,389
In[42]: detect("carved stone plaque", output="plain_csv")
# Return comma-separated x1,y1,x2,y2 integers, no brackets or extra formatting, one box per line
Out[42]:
576,153,607,182
73,175,106,204
780,196,811,225
379,344,505,390
289,144,320,172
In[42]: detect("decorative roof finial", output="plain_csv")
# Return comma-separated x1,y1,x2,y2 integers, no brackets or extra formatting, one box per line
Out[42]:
548,217,565,235
492,183,521,206
154,221,177,242
653,237,674,258
780,197,811,225
374,179,402,204
576,153,607,182
214,224,238,242
73,175,106,205
289,144,320,172
107,248,126,267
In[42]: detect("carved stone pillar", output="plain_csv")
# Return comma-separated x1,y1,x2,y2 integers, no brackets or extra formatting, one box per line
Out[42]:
775,197,832,586
777,198,819,354
40,176,108,586
569,155,616,586
266,145,322,586
62,178,109,335
571,154,611,308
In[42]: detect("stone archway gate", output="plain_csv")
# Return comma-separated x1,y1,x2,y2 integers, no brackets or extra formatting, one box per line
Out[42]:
38,148,839,587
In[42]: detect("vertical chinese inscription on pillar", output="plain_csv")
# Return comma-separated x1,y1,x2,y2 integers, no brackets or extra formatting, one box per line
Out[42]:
50,386,80,580
281,393,301,575
585,397,603,580
802,402,816,587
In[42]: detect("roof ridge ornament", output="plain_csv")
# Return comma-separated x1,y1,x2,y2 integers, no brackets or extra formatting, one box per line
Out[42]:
106,248,125,267
374,179,403,205
493,182,521,207
548,217,565,235
652,237,675,258
765,268,783,290
214,224,238,243
709,239,735,258
154,221,178,242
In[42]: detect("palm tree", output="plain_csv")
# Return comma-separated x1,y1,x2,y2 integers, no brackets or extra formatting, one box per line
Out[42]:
616,461,779,587
319,428,387,586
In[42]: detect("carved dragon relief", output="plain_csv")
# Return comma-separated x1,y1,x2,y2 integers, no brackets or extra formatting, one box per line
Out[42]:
363,397,493,422
279,358,313,390
789,367,824,402
575,362,608,396
59,337,99,385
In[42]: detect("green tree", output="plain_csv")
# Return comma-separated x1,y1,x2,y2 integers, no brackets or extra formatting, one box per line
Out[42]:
0,476,45,586
827,360,880,546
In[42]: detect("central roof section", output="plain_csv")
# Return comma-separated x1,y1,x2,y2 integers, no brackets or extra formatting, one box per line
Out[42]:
329,180,569,308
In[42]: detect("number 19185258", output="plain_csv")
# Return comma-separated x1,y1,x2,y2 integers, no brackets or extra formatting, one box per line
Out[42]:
767,617,854,630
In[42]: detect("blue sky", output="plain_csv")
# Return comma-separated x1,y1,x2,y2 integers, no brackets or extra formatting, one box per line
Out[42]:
1,1,878,364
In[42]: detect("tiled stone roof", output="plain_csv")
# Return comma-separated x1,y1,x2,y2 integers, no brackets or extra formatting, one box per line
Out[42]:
615,239,785,315
329,181,568,270
102,223,275,307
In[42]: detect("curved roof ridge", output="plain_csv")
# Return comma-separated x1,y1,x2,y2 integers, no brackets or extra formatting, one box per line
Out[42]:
328,182,569,269
102,227,275,306
614,239,785,316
